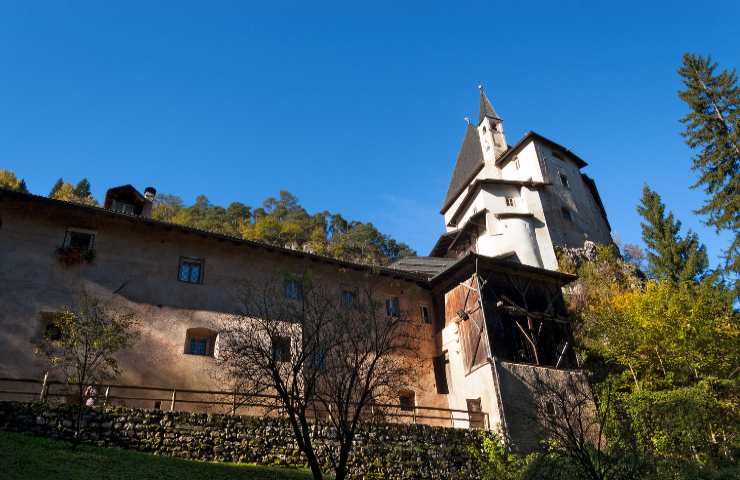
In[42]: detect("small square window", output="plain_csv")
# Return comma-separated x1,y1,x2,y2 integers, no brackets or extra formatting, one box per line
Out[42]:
271,336,291,362
420,305,431,324
561,207,573,222
64,230,95,251
341,290,356,308
184,328,216,356
284,279,303,301
385,297,400,317
178,258,204,284
399,391,415,412
505,197,515,207
559,172,570,189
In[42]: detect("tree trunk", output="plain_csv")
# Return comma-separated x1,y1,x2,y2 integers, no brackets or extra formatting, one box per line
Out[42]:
334,431,355,480
287,412,324,480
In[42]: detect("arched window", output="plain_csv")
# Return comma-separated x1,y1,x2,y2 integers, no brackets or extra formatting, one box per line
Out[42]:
184,328,218,357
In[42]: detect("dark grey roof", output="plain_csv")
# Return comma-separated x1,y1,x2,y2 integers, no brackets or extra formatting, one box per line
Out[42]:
442,124,484,211
429,230,457,257
478,88,500,124
389,256,459,279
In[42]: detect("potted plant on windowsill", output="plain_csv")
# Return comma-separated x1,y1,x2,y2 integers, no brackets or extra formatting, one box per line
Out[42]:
55,246,96,266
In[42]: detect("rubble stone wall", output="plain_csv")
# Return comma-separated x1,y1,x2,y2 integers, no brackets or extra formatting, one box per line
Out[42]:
0,401,485,480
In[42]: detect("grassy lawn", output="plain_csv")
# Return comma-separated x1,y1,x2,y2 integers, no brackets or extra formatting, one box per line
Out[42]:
0,430,312,480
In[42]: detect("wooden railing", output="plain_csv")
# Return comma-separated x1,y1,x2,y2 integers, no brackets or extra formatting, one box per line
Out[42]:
0,376,489,430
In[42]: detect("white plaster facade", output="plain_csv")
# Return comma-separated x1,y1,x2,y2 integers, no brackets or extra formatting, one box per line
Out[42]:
437,88,612,270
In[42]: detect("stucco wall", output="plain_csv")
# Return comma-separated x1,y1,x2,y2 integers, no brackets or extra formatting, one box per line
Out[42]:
494,360,592,452
535,142,612,248
0,198,446,413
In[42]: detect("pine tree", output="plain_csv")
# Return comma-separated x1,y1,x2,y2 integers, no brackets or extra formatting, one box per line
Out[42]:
49,178,64,198
677,53,739,274
637,185,708,283
73,178,92,199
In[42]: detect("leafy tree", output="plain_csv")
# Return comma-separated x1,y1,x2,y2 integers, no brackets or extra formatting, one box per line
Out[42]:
34,292,138,444
0,169,29,192
150,193,185,223
219,276,419,480
567,244,739,471
470,433,534,480
622,243,646,271
49,178,64,198
637,185,708,283
678,54,739,274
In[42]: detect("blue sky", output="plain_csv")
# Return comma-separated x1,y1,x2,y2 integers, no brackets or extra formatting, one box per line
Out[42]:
1,1,737,265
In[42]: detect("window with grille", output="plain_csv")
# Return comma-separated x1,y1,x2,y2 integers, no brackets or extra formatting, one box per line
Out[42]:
178,258,204,284
341,290,356,308
184,328,217,356
63,230,95,251
505,196,515,207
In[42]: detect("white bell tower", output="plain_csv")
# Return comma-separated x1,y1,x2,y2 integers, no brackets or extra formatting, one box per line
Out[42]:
476,84,507,163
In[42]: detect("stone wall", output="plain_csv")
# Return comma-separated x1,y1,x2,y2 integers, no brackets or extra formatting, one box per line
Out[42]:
0,401,485,480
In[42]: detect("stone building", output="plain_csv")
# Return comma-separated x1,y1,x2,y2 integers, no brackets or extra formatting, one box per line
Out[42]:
0,87,609,449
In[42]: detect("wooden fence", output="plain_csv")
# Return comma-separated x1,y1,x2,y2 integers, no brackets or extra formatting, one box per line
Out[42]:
0,375,489,430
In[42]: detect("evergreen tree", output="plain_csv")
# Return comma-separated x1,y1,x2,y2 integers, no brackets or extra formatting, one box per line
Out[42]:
678,53,739,274
637,185,708,283
73,178,92,199
18,179,28,193
49,178,64,198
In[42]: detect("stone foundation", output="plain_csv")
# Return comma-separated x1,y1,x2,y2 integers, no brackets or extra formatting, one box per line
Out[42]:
0,401,485,479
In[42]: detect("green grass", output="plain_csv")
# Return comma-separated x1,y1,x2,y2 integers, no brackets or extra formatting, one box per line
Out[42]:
0,430,312,480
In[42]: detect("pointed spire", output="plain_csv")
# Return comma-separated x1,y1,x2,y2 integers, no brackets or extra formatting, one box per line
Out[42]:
478,83,500,124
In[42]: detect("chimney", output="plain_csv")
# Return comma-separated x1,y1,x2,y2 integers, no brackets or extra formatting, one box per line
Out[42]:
142,186,157,218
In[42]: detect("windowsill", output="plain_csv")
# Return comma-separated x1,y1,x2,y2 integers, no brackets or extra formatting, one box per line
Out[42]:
183,352,213,358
